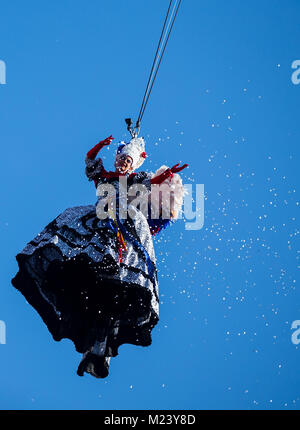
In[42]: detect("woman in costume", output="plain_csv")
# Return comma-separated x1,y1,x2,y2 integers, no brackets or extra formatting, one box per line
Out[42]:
12,135,188,378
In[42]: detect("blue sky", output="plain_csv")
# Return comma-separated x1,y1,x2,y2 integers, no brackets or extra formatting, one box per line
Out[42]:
0,0,300,410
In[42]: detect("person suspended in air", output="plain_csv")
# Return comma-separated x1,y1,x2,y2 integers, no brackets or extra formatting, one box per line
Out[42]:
12,133,188,378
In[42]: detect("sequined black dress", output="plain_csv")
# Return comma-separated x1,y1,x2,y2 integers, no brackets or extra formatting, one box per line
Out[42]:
12,157,159,378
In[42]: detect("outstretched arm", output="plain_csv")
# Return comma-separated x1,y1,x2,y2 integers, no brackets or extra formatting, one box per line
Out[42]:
86,135,114,160
85,135,114,186
150,163,188,185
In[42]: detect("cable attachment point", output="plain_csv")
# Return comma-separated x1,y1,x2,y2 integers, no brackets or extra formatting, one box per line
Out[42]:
125,118,140,138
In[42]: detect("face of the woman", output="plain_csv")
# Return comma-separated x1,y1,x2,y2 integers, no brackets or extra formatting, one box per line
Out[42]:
115,154,133,173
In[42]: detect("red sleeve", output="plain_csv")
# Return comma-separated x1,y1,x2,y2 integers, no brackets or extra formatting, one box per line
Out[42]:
150,168,173,185
86,140,106,160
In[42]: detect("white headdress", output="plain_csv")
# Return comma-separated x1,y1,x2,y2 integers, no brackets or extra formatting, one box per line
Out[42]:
116,137,147,171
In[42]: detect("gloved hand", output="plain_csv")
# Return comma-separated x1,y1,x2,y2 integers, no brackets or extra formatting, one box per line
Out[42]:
99,135,114,146
170,162,189,173
87,135,115,160
150,163,188,185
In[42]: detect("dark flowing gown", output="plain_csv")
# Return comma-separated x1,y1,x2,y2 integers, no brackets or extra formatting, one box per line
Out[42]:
12,158,160,378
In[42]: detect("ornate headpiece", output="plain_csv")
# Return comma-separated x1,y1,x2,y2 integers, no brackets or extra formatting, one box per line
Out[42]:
116,137,147,171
